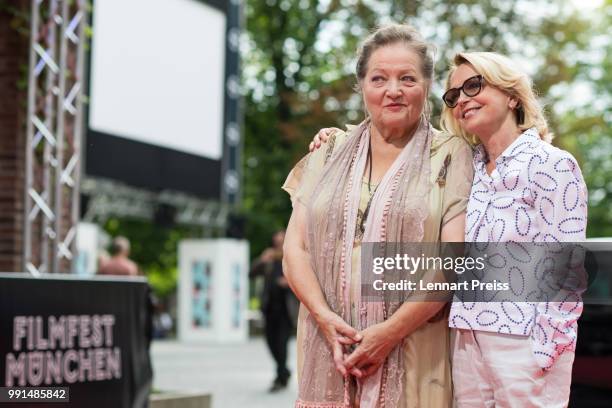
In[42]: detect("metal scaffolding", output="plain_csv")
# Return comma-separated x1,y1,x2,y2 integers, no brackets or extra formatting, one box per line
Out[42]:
23,0,87,275
221,0,244,207
23,0,242,274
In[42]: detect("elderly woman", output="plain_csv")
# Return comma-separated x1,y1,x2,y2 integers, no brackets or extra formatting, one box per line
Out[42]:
282,24,473,407
441,52,587,407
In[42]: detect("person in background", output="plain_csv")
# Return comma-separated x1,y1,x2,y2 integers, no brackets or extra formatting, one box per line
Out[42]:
250,229,297,392
96,249,110,273
98,236,139,276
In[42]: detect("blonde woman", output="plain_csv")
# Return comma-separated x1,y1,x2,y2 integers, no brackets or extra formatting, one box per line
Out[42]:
441,52,587,407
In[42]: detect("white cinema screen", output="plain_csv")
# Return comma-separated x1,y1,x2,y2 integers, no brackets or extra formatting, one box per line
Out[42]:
89,0,225,160
86,0,229,199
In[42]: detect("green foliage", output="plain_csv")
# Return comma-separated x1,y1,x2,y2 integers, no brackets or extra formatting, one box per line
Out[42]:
242,0,611,251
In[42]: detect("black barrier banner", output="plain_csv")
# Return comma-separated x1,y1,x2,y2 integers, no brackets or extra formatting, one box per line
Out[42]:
0,274,153,408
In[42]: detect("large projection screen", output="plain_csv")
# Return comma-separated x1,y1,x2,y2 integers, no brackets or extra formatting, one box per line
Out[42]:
86,0,228,198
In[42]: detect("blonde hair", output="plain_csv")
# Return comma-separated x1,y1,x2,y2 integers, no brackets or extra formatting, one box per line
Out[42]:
440,52,553,145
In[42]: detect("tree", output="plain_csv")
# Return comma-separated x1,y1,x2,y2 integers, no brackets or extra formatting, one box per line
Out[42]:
242,0,611,259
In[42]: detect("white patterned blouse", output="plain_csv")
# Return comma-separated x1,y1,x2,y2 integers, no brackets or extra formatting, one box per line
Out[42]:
449,127,589,370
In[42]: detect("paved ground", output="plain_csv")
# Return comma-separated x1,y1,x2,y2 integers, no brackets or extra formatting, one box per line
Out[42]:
152,337,297,408
152,337,612,408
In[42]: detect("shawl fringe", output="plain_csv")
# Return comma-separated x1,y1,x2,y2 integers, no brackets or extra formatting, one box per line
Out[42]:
295,400,349,408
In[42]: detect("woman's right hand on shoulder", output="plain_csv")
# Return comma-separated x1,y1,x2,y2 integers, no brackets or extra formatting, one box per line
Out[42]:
308,127,341,152
313,308,362,376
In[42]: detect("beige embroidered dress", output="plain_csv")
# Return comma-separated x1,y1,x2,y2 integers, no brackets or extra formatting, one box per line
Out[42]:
283,126,473,407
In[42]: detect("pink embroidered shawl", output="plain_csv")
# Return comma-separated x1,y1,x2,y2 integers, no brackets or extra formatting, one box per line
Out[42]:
295,118,433,407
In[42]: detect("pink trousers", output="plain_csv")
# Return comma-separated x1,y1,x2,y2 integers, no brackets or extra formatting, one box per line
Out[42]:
451,328,574,408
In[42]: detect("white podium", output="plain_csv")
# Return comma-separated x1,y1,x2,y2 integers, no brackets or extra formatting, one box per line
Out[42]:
74,222,103,276
178,239,249,343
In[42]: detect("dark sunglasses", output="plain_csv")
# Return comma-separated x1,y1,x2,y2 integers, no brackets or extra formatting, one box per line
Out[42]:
442,75,484,108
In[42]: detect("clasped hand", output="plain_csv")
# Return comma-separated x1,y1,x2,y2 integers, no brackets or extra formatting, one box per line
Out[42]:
315,310,401,379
